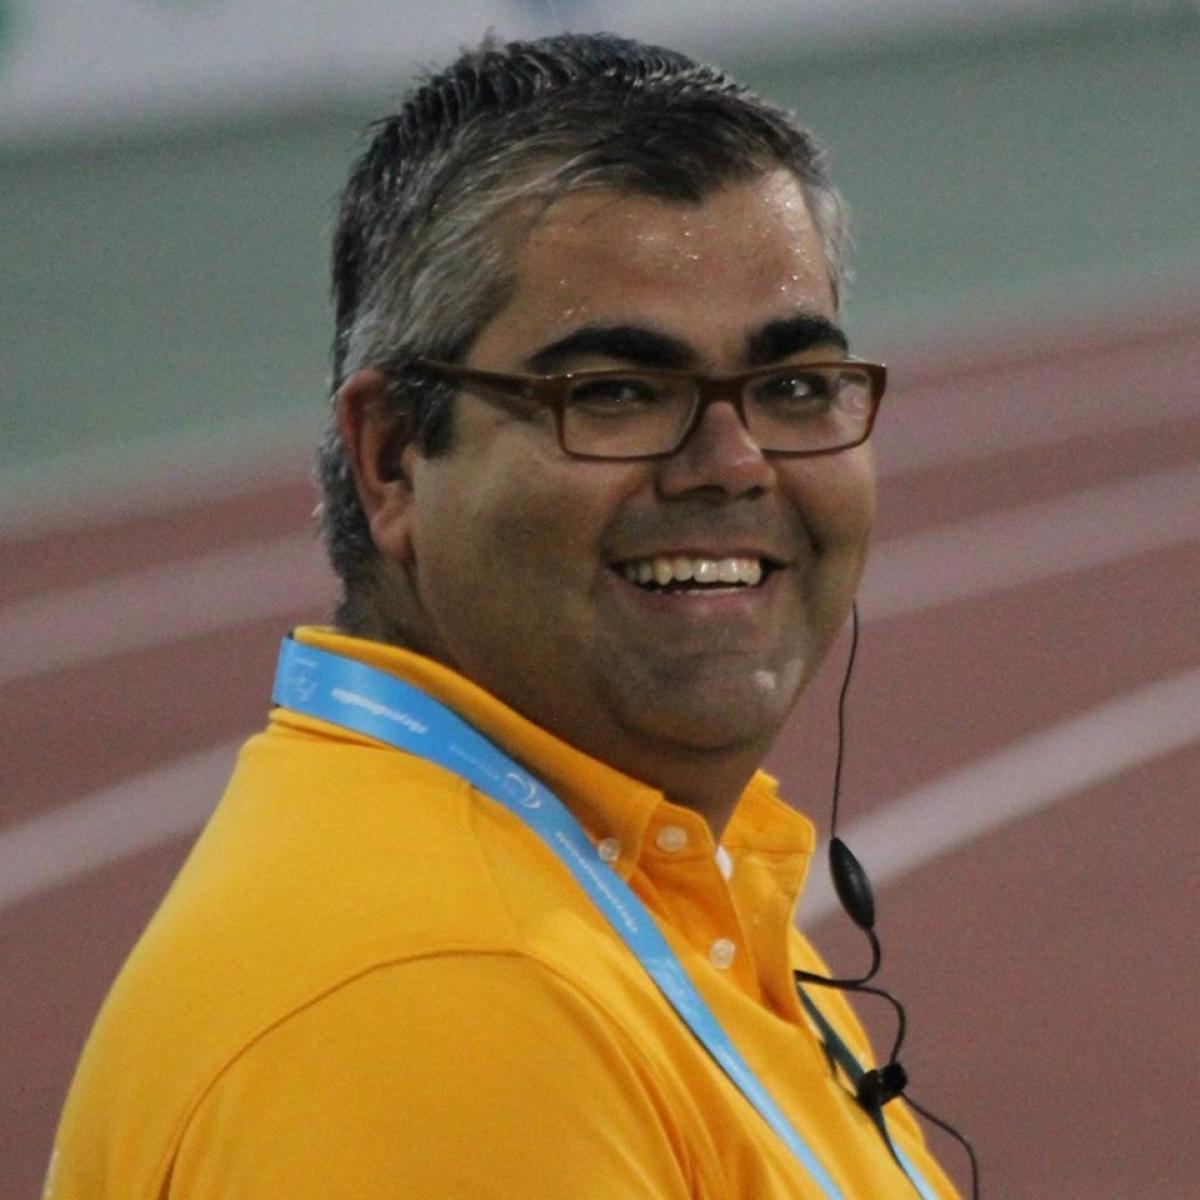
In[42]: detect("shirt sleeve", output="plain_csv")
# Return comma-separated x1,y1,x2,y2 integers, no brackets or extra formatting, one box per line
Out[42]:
170,952,698,1200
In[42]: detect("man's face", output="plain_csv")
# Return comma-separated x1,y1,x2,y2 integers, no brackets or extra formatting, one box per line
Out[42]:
397,169,875,792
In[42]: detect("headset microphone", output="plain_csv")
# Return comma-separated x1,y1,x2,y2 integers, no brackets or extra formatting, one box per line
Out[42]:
794,602,980,1198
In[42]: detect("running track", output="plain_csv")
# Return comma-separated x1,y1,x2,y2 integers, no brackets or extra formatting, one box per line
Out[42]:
3,311,1198,1199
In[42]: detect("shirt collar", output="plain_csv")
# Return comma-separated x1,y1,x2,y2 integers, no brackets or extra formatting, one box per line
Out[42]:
283,626,815,879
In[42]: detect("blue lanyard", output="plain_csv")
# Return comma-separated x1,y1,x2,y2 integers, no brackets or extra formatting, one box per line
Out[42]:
271,637,933,1200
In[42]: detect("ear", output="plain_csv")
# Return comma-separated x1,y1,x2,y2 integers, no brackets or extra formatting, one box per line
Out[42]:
335,369,419,564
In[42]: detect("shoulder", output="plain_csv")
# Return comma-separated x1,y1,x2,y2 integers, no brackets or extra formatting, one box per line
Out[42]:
55,727,664,1185
173,951,695,1199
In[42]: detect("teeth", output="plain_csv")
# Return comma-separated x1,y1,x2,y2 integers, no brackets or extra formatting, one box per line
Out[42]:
621,555,767,589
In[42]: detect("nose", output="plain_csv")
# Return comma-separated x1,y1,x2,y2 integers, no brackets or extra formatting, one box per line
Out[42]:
655,397,775,499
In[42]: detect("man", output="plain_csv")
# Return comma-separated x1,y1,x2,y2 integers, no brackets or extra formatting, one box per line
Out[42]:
47,32,960,1199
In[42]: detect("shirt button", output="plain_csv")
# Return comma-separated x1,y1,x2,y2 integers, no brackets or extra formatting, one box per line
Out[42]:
596,837,621,864
655,824,689,853
708,938,737,970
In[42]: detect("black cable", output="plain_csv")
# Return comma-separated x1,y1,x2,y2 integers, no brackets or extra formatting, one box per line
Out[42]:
796,601,980,1198
794,923,879,988
904,1093,981,1200
828,600,861,837
842,977,907,1068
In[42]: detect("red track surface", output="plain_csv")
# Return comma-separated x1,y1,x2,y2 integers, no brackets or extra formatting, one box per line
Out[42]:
3,312,1198,1199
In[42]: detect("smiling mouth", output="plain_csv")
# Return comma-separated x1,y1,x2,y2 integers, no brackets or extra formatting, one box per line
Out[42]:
615,554,775,592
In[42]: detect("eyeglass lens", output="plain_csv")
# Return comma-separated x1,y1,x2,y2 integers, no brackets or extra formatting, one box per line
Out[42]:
559,366,874,458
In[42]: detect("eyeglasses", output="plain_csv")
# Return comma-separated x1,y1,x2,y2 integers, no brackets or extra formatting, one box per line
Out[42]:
414,357,886,460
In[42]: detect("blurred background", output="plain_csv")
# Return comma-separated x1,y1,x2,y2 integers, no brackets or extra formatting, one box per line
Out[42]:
2,0,1197,522
2,2,1197,1197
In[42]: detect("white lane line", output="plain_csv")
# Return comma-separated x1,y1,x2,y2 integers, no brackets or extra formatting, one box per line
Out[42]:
0,418,317,540
4,668,1199,915
875,333,1200,476
0,532,332,686
860,461,1200,621
5,462,1193,689
4,318,1196,541
797,666,1200,926
0,741,242,911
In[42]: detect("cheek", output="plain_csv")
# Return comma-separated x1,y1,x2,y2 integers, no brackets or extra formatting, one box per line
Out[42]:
489,458,644,565
789,453,876,552
418,455,632,610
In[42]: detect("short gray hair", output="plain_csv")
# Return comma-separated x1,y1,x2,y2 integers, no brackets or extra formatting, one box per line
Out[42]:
319,32,850,629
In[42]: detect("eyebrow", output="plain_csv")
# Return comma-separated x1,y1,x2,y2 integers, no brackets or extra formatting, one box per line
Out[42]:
524,325,698,374
523,311,849,376
744,314,848,366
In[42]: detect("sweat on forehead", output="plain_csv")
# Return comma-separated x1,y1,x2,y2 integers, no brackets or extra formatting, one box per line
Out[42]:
468,172,841,392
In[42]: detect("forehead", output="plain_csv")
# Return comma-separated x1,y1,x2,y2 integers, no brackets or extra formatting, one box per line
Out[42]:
471,169,836,369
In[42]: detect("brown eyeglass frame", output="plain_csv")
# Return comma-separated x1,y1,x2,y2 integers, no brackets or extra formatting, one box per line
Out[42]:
413,357,887,460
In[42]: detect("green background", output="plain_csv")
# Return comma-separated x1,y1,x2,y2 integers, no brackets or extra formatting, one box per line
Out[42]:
2,10,1197,517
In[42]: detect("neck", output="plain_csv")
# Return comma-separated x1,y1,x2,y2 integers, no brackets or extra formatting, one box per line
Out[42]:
619,751,762,841
336,600,767,841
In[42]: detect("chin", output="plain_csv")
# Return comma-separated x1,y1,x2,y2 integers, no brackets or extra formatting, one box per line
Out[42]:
612,668,798,756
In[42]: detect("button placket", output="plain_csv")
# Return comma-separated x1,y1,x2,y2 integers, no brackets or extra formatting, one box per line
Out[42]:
643,810,756,994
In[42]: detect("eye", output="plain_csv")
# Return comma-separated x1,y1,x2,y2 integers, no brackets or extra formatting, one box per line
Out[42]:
756,369,831,401
564,375,662,414
751,369,840,416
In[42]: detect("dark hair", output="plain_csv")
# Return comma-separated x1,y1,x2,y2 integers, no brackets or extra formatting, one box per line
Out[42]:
318,32,849,629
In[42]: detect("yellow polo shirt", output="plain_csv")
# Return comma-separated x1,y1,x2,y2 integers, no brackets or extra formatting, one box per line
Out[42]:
46,627,958,1199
